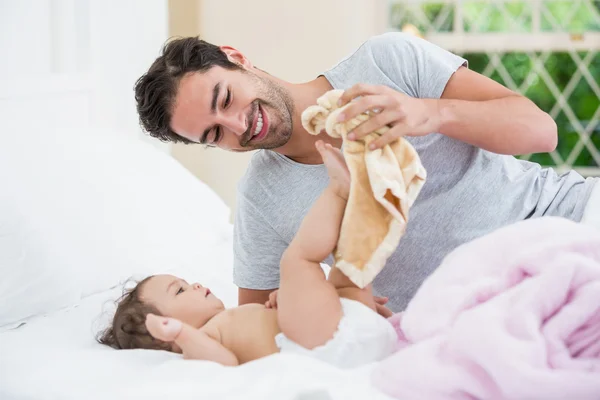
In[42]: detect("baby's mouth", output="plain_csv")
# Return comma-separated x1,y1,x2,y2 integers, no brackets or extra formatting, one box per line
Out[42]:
205,288,211,297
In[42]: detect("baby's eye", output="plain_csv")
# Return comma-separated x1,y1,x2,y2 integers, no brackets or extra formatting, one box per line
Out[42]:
176,287,184,295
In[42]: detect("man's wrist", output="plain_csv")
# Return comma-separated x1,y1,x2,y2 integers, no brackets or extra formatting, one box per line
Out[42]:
432,98,459,136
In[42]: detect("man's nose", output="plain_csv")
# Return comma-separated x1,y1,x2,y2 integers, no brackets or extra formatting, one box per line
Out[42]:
220,112,248,137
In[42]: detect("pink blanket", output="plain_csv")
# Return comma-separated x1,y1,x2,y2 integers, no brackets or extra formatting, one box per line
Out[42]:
373,217,600,400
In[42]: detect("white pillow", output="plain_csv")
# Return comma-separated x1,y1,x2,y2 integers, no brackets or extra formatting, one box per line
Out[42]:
0,127,231,330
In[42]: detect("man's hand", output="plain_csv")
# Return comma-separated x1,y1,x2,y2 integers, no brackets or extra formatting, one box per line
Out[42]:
374,296,393,318
265,290,279,309
336,83,440,150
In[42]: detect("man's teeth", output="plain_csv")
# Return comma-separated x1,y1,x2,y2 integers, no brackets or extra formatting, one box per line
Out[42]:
253,112,263,137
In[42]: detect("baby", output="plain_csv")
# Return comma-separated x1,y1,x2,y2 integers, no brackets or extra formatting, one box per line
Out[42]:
98,141,398,368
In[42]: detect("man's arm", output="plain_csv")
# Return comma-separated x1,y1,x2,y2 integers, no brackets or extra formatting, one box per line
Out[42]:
436,66,558,155
339,68,557,156
338,33,557,155
238,288,275,306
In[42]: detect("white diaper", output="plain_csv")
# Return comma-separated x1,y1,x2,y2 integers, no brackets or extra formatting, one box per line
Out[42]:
275,298,398,368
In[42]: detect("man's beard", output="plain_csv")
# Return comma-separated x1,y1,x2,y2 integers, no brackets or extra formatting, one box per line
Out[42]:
239,72,295,151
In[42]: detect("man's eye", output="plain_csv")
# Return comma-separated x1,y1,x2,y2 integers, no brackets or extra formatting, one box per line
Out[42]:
210,128,222,145
176,287,184,295
224,89,231,107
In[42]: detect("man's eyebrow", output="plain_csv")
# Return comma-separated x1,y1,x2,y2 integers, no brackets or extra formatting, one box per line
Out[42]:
210,82,221,114
199,82,222,143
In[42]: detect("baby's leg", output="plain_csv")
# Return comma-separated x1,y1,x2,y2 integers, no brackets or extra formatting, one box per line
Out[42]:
278,253,375,351
278,142,371,350
277,183,346,349
278,250,342,350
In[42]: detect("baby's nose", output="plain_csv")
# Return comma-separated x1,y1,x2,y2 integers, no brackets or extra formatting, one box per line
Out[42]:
193,283,202,290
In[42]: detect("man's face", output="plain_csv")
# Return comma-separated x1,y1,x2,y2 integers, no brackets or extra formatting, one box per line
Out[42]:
171,66,294,151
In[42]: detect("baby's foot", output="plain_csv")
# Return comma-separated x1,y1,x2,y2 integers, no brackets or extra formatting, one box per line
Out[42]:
316,140,350,200
146,314,183,342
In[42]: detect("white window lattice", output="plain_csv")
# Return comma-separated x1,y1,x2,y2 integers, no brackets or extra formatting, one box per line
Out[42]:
389,0,600,177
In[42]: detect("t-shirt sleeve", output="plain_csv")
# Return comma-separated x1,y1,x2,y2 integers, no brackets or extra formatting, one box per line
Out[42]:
368,32,467,100
232,190,285,290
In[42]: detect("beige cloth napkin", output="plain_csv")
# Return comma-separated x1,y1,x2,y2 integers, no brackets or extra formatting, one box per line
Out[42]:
301,89,427,288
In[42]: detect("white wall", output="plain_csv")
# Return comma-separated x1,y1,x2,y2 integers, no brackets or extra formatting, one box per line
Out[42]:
0,0,169,150
87,0,169,147
169,0,388,218
0,0,387,218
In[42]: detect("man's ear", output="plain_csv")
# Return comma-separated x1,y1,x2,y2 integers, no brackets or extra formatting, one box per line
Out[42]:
220,46,253,68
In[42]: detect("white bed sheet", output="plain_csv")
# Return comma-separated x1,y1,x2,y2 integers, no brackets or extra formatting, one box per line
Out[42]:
0,238,393,400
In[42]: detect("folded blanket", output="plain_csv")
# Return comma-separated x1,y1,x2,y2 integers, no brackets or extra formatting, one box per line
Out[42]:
301,90,426,288
373,217,600,400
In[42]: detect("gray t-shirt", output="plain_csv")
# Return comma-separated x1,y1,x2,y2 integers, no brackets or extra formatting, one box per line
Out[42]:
232,32,597,312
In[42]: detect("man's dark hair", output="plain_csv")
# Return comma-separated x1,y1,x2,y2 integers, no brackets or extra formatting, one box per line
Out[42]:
134,37,242,144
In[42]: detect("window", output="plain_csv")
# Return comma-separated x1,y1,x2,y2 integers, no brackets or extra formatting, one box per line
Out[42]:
389,0,600,176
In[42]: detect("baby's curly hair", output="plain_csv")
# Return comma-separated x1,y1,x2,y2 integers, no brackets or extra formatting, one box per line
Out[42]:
97,276,171,351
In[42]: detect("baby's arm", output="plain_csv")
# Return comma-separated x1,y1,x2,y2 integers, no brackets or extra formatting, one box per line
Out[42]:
145,314,238,366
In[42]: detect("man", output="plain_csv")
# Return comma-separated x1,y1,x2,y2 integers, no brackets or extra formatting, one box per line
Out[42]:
134,33,599,313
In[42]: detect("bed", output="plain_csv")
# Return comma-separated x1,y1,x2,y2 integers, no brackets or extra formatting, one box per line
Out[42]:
0,126,393,400
0,234,390,400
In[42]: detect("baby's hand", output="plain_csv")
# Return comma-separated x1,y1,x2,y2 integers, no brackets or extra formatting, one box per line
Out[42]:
316,141,350,200
265,290,279,309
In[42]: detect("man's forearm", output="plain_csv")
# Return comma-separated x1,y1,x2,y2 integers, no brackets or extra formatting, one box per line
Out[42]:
434,95,557,155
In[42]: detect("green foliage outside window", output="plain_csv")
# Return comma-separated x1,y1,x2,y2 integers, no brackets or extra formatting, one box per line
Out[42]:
390,1,600,171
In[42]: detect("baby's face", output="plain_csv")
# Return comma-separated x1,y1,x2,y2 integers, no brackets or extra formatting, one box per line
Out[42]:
141,274,225,328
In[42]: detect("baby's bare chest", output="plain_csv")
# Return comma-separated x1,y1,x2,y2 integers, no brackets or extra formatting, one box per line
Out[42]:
213,305,282,364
